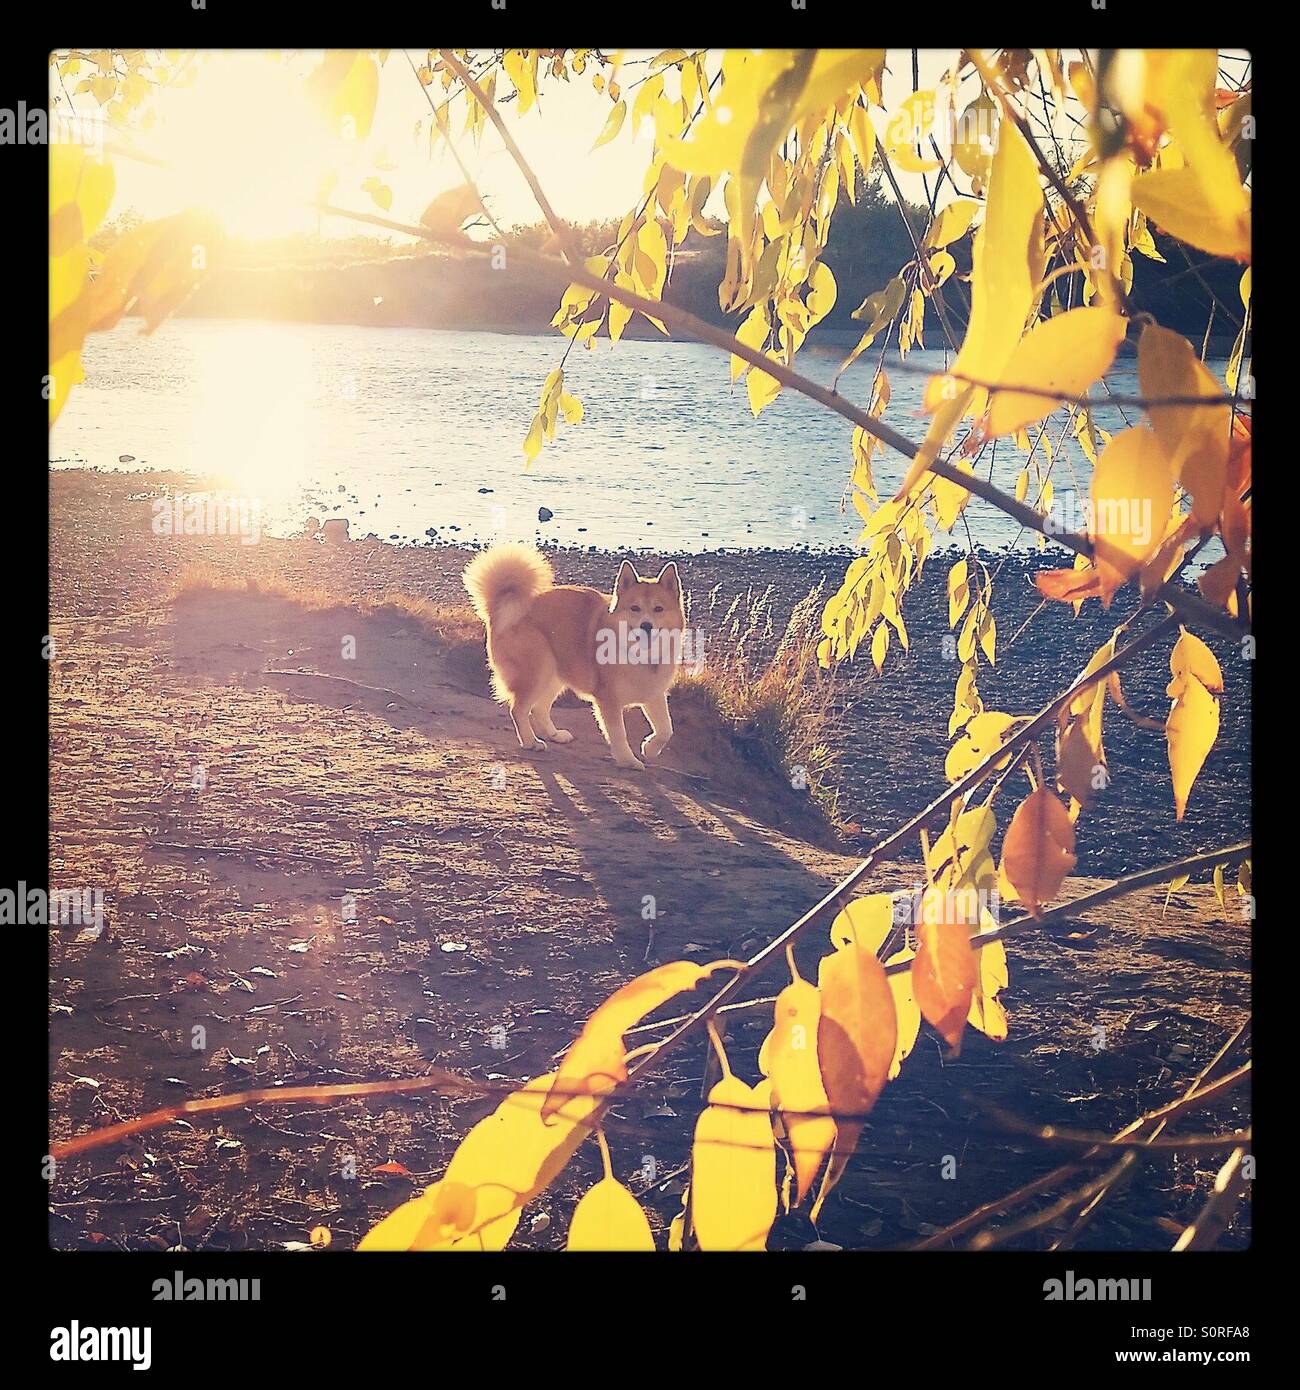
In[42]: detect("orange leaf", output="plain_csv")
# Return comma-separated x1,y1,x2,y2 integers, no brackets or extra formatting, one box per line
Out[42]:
1035,566,1102,603
912,889,979,1054
999,787,1077,917
811,942,898,1217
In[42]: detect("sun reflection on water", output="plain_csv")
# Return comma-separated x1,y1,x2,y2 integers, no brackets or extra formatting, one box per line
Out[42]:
186,322,315,528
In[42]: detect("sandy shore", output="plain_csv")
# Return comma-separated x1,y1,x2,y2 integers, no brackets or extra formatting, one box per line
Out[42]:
47,468,1251,1251
52,467,1250,880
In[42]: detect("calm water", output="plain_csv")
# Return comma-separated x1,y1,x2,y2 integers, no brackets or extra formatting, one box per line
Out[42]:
51,316,1227,554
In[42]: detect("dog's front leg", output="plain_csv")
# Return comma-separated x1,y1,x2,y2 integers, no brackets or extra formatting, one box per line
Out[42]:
641,692,673,760
595,696,643,770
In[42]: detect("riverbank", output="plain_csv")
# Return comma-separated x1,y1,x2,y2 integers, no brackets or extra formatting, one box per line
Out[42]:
47,467,1251,1252
52,467,1250,881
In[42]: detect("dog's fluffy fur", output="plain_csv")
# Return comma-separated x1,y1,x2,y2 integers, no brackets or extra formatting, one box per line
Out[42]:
463,543,685,769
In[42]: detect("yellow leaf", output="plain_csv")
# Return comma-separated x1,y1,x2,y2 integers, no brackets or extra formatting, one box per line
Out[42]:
928,249,956,286
731,304,769,381
931,456,975,532
84,210,221,335
966,935,1009,1041
359,1073,596,1251
49,244,90,364
503,49,537,114
359,1179,476,1251
1144,50,1250,263
321,51,380,140
1137,323,1230,528
48,349,85,429
999,787,1077,918
816,945,897,1118
691,1073,777,1251
986,308,1127,437
50,146,116,249
1130,166,1250,263
884,948,922,1079
1089,426,1175,595
805,261,837,323
661,50,879,284
1166,673,1219,821
747,361,782,416
947,558,970,627
926,804,998,892
1056,716,1103,808
953,91,998,187
523,414,544,463
592,100,627,149
896,384,973,498
851,274,906,336
668,1184,689,1250
566,1177,655,1250
761,978,835,1206
1167,627,1224,698
978,611,997,666
362,176,392,212
1166,630,1222,820
945,711,1018,783
544,961,723,1121
870,621,889,672
925,198,981,250
884,90,942,171
924,116,1042,417
829,893,896,953
849,101,876,179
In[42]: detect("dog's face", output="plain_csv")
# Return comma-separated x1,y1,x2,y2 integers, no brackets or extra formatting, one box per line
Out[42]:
606,562,686,669
610,561,685,631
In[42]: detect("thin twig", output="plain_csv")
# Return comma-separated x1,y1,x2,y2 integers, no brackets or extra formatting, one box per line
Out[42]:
1172,1146,1251,1250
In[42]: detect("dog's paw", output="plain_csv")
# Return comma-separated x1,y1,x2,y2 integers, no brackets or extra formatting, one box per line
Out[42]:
549,729,574,745
641,734,669,760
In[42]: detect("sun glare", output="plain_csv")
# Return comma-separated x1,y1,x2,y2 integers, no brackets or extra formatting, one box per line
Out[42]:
187,322,314,506
149,52,343,239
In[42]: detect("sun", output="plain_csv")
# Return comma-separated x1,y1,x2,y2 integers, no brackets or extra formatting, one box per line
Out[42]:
147,51,346,240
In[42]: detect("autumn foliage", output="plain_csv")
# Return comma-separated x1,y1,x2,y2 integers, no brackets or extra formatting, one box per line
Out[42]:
48,47,1251,1250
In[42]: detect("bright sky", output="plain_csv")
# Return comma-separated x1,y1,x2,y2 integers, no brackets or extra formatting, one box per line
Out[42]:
79,48,1247,242
88,49,970,241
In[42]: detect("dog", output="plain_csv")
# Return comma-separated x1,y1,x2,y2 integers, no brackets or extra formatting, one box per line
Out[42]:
463,544,686,770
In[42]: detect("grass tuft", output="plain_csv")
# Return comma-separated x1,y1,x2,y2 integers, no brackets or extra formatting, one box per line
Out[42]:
681,582,846,831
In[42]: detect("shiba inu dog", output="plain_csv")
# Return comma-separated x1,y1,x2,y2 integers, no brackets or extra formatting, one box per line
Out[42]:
463,544,686,770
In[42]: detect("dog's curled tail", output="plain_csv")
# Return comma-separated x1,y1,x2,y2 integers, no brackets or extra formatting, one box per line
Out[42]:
462,543,554,631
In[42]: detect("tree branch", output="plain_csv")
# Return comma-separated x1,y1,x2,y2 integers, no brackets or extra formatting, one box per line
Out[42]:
315,196,1244,641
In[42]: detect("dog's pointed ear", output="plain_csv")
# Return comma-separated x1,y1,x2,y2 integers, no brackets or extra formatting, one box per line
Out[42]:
615,560,638,594
657,562,681,595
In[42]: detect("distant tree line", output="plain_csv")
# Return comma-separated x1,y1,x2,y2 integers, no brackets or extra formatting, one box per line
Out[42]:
95,173,1241,347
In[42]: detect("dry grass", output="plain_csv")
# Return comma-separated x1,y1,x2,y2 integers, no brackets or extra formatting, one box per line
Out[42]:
172,563,483,645
681,581,846,829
